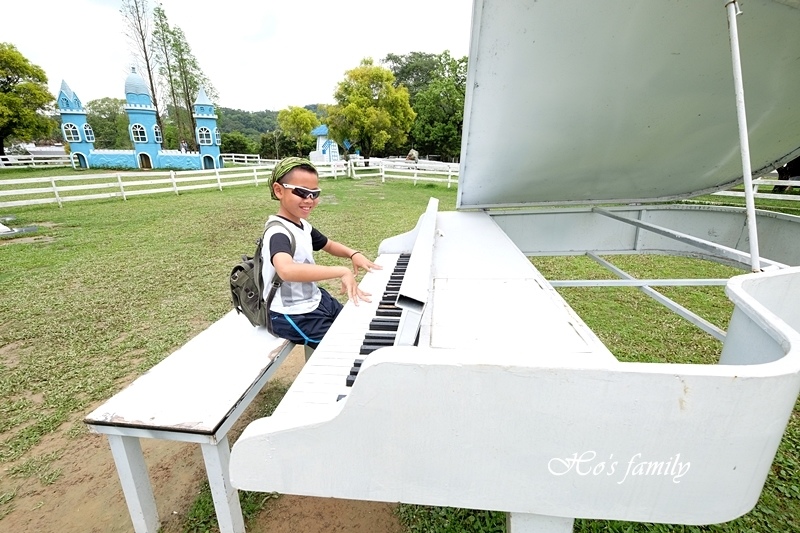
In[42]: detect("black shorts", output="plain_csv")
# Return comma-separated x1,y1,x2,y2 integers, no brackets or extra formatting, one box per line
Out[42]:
268,288,343,349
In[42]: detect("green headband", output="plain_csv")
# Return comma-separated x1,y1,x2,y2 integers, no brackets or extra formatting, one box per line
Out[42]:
269,157,317,200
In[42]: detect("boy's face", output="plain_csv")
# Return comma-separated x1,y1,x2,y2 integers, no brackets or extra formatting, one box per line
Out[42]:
274,168,320,223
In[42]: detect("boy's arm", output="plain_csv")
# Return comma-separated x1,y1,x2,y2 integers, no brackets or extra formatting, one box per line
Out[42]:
272,252,372,305
322,239,382,276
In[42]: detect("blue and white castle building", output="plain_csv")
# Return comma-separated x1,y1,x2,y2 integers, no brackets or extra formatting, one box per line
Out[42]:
57,67,223,170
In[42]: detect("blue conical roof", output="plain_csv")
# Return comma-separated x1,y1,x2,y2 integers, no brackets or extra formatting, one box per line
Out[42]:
57,80,82,110
194,87,213,106
59,80,75,101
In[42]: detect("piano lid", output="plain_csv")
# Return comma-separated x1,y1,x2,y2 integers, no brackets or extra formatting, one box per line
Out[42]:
458,0,800,209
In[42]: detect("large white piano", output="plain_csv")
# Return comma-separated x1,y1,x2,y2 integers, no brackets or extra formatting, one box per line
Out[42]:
231,1,800,531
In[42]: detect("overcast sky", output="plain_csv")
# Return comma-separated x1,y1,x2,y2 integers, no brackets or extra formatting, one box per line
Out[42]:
5,0,473,112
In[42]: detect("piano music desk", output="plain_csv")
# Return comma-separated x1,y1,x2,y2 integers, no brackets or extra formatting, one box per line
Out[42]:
84,310,295,533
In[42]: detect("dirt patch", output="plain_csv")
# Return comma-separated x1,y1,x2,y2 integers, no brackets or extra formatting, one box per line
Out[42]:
250,495,403,533
0,345,403,533
0,340,26,368
0,236,54,246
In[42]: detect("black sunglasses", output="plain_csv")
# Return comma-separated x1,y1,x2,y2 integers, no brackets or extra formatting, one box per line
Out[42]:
281,183,322,200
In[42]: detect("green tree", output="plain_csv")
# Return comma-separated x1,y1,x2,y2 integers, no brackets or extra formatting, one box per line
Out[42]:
0,43,54,156
148,4,217,150
277,106,319,156
409,51,467,160
170,26,217,150
86,97,131,149
151,5,184,148
383,51,440,105
326,58,415,159
120,0,164,134
221,131,255,154
259,130,294,160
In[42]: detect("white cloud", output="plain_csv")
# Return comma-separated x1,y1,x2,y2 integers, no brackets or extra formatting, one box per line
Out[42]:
5,0,472,111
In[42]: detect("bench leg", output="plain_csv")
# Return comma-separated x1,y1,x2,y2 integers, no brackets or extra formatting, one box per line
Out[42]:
507,513,574,532
201,435,245,533
304,344,315,362
107,435,159,533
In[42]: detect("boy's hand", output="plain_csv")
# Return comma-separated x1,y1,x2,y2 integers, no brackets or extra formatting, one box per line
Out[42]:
351,253,382,276
340,270,372,306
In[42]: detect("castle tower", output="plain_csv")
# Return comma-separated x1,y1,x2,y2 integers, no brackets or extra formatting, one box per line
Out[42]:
124,67,162,169
193,87,222,169
57,81,94,168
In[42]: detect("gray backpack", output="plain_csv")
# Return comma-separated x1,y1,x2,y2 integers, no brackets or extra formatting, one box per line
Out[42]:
230,220,295,333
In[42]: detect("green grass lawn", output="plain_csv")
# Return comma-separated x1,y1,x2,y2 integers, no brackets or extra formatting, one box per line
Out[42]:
0,173,798,531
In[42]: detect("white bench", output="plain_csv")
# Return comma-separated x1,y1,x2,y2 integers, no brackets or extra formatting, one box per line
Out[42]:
84,310,295,533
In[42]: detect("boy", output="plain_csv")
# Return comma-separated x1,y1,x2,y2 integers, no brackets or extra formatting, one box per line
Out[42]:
263,157,380,351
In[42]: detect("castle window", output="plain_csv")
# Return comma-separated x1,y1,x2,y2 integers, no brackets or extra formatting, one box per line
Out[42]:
153,124,163,144
197,127,212,146
83,124,95,142
63,123,81,143
131,124,147,143
214,128,221,146
60,97,69,109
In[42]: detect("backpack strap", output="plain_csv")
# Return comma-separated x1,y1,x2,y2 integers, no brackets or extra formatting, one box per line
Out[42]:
263,219,297,335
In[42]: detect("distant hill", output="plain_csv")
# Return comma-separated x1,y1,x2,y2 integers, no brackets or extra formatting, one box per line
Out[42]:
218,105,327,139
217,107,279,138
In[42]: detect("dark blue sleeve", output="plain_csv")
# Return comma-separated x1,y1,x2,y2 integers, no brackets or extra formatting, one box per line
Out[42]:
311,227,328,251
269,233,293,264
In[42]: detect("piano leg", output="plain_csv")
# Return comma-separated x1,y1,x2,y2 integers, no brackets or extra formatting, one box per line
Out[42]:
507,513,574,532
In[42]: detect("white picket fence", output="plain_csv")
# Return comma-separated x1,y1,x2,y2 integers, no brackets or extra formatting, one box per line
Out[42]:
0,154,73,167
220,153,271,166
0,161,348,209
3,155,797,209
712,172,800,202
219,153,461,187
348,158,460,188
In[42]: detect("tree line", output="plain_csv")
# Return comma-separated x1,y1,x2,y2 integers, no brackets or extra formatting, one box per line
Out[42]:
217,51,467,162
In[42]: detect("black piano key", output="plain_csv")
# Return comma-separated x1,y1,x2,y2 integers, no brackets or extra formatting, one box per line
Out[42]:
376,308,402,318
346,374,356,387
369,318,400,331
349,366,360,376
363,338,395,348
353,359,363,367
337,394,347,401
359,344,385,355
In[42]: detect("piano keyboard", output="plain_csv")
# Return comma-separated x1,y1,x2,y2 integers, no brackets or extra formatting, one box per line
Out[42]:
348,253,410,385
272,253,409,417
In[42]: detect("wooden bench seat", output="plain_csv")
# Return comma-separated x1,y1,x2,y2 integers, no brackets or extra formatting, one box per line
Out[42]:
84,310,295,533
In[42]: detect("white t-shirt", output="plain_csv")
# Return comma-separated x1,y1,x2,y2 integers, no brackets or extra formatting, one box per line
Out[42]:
260,216,322,314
